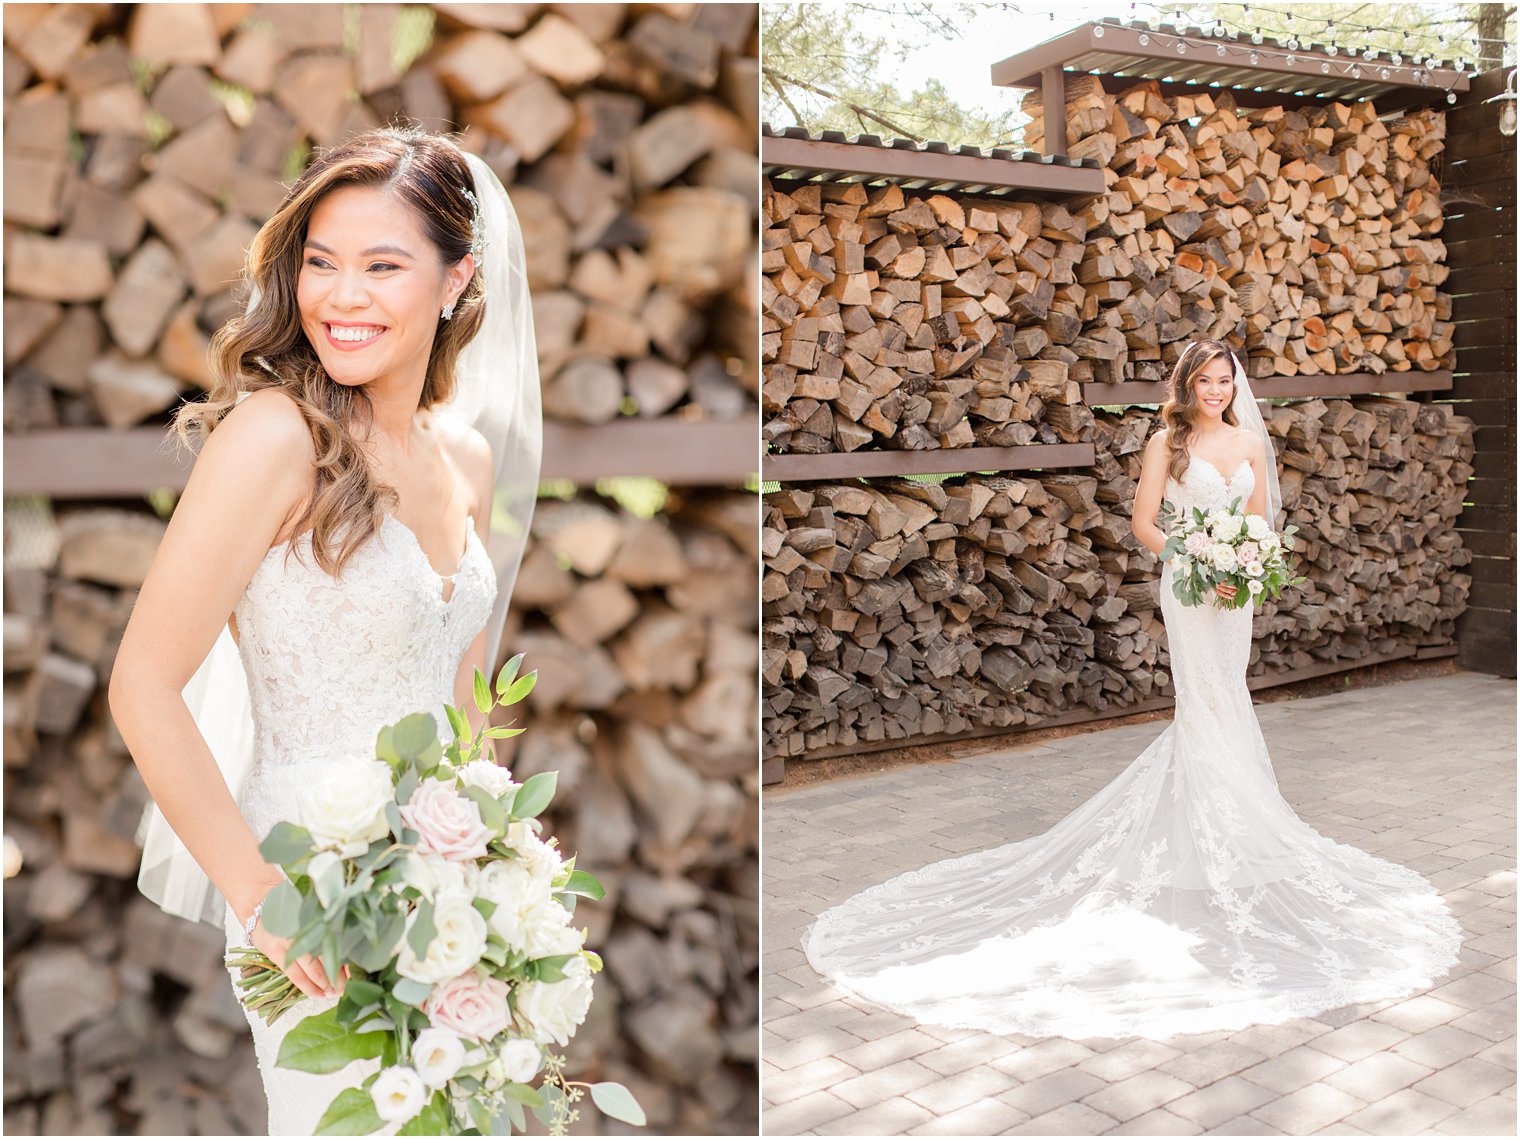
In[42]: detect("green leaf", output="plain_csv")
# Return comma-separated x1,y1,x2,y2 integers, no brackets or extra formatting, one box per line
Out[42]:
277,1007,387,1074
392,977,431,1006
500,670,537,707
502,1082,545,1109
500,1098,527,1135
398,1093,449,1136
474,668,492,715
340,978,385,1011
407,897,436,961
314,1086,385,1136
472,896,498,921
375,726,401,769
510,771,557,820
395,765,420,807
590,1082,646,1127
495,652,524,696
259,880,305,938
393,712,438,761
259,822,314,866
444,702,471,747
526,953,576,983
560,869,605,900
461,783,507,832
482,725,525,739
385,802,404,842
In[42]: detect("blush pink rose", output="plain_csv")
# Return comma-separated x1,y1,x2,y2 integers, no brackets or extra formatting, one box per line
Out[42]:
1237,540,1260,564
1184,530,1210,557
400,779,494,862
423,971,513,1043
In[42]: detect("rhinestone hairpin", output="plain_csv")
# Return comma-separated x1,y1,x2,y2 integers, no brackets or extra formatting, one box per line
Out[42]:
461,183,486,260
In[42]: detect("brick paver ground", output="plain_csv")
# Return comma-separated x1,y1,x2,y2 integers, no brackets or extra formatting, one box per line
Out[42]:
763,673,1516,1136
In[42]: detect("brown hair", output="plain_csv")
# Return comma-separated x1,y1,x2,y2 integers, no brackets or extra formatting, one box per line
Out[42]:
169,125,484,575
1160,339,1241,484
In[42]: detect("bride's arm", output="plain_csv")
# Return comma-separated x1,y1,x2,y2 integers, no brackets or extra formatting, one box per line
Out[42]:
108,391,314,943
449,425,496,729
1132,428,1171,557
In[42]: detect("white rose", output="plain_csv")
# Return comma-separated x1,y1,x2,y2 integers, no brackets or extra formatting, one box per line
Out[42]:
495,1038,543,1084
456,759,519,800
1210,514,1244,542
505,821,562,888
371,1065,427,1123
412,1027,466,1089
523,899,584,959
515,956,594,1047
1211,543,1238,572
1245,514,1269,540
1260,531,1281,552
397,889,489,984
297,758,393,858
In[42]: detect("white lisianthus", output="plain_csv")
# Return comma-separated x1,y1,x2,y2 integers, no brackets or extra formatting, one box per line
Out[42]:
396,889,489,984
1245,514,1270,540
494,1038,544,1084
412,1027,466,1089
371,1065,427,1123
1247,578,1265,596
404,852,480,901
516,955,594,1046
1260,531,1281,552
456,759,519,801
297,758,392,858
1244,559,1265,577
505,821,562,888
1210,543,1239,572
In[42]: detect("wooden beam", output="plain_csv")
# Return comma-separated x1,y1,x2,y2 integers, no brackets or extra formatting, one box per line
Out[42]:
1083,371,1454,404
760,133,1105,196
3,419,759,497
762,442,1096,483
1041,64,1067,158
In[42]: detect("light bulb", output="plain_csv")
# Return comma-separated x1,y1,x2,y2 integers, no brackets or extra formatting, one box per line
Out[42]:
1447,92,1458,104
1139,32,1150,45
1326,44,1338,57
1379,67,1390,79
1321,61,1331,73
1364,48,1377,61
1351,65,1361,78
1501,100,1516,137
1217,43,1226,56
1177,40,1187,54
1391,53,1402,66
1286,37,1299,50
1251,30,1263,44
1094,23,1105,36
1287,54,1296,65
1250,51,1260,64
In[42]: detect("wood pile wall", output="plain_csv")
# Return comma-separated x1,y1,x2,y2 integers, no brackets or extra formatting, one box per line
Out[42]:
2,4,759,1135
762,81,1452,456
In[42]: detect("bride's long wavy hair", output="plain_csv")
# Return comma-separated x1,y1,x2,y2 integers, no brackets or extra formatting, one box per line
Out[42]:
169,125,485,576
1160,339,1242,484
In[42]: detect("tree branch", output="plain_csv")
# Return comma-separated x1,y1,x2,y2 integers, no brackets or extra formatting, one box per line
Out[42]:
761,65,928,142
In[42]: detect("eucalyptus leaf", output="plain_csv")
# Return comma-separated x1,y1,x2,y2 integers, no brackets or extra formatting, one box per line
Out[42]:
259,880,304,939
395,766,420,807
407,897,436,961
259,822,313,866
277,1007,387,1074
393,712,438,761
392,976,431,1006
385,802,404,842
589,1082,646,1127
462,784,506,832
509,771,557,820
313,1087,385,1136
501,1082,544,1109
501,1097,526,1134
374,726,401,768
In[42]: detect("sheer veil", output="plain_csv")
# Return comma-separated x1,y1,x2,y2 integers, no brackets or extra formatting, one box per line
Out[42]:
1230,351,1282,527
135,148,542,927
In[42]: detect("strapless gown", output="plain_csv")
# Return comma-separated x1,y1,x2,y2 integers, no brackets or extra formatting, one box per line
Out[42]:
220,510,496,1135
803,458,1462,1038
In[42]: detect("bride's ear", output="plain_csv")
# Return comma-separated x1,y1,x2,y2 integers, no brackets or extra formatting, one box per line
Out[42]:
445,252,475,308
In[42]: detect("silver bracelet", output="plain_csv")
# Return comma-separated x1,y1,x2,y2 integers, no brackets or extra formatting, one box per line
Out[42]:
243,899,265,947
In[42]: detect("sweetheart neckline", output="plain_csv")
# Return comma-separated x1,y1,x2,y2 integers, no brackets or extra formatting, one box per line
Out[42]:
1184,456,1252,485
263,513,481,606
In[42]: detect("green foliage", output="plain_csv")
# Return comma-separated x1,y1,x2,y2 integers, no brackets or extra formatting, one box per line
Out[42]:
313,1086,385,1136
590,1083,647,1127
278,1007,389,1074
761,2,1024,149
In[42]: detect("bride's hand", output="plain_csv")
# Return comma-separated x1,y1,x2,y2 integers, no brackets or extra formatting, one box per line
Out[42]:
1215,582,1238,602
246,904,343,1000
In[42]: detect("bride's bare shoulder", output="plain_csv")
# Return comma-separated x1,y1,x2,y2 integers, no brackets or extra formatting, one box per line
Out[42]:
429,409,494,507
213,388,317,464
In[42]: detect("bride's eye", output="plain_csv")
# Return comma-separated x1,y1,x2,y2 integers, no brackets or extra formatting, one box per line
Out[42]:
304,256,333,270
369,263,400,273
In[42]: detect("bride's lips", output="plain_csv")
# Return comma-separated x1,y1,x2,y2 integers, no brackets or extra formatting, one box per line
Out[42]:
322,321,388,351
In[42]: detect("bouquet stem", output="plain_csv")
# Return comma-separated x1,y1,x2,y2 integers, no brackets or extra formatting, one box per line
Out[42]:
225,945,306,1025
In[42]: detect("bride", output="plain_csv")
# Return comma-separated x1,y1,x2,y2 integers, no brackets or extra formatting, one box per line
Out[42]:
804,339,1461,1040
108,126,541,1134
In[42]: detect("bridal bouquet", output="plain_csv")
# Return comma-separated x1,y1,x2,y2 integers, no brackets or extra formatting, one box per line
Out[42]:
223,655,643,1136
1159,496,1304,609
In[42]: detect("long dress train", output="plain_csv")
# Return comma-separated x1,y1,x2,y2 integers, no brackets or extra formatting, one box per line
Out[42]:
803,458,1462,1039
220,511,496,1134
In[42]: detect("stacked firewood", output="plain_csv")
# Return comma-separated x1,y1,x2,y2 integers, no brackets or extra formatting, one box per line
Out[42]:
3,3,758,434
762,398,1473,757
3,486,758,1135
761,81,1452,454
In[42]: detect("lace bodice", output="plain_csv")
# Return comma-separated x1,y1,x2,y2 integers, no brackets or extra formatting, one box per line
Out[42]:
1165,455,1255,516
231,512,496,839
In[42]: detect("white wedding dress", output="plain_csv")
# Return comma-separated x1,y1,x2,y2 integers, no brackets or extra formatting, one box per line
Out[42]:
804,458,1462,1038
219,510,497,1135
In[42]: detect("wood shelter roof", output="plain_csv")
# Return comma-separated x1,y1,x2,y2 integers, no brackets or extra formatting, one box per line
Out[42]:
993,18,1471,112
761,125,1106,199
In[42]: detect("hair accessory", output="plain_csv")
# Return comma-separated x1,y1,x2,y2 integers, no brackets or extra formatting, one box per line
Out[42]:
460,182,486,260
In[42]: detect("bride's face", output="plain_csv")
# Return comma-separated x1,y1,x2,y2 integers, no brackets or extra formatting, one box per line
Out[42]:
1191,356,1235,423
296,184,469,392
